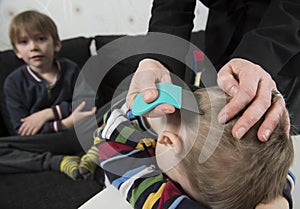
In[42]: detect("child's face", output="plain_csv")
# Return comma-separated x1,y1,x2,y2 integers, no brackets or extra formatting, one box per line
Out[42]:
151,114,200,200
149,113,202,202
14,30,61,71
147,112,182,171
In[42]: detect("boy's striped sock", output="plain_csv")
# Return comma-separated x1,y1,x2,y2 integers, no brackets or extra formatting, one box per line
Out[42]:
79,145,98,180
60,156,81,180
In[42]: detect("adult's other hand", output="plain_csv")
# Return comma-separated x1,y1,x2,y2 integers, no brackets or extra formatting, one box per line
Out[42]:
217,58,289,141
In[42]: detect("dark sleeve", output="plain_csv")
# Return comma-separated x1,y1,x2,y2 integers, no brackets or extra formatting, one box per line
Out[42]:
39,120,63,134
4,76,28,135
149,0,196,41
50,58,96,121
41,62,88,134
231,0,300,77
142,0,197,80
52,59,81,119
51,102,70,120
71,64,98,111
4,77,60,134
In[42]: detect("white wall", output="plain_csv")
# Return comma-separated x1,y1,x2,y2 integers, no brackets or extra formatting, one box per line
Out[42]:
0,0,208,51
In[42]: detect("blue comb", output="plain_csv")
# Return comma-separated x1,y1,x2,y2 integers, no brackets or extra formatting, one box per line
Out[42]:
132,82,196,116
132,83,182,116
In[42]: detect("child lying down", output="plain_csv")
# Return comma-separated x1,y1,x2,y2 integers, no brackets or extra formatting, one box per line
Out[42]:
95,86,295,209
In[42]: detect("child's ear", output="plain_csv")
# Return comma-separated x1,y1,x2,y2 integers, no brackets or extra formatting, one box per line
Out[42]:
54,41,62,52
158,131,182,154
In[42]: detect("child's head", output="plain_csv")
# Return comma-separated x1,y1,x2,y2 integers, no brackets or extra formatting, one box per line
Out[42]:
152,87,294,209
9,10,61,68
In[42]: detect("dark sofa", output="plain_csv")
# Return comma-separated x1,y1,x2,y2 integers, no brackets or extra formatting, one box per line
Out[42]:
0,37,103,209
0,32,205,209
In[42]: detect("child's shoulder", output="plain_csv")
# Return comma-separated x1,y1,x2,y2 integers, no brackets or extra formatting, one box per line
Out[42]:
56,57,80,74
57,57,79,69
5,64,27,81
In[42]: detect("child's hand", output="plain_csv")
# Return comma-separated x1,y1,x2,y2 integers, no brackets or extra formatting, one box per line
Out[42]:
62,101,96,129
18,108,53,135
72,101,97,123
255,196,289,209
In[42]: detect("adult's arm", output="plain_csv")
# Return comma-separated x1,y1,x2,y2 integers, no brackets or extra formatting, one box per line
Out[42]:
231,0,300,77
145,0,197,79
149,0,196,41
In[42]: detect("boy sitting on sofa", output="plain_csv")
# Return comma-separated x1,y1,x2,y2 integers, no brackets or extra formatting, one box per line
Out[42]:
2,10,97,180
95,86,295,208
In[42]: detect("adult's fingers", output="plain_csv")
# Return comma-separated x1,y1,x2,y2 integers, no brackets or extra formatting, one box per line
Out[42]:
141,68,172,102
126,59,172,113
257,97,289,141
231,71,276,140
142,104,176,117
126,69,159,109
217,63,239,97
233,69,281,140
217,59,261,124
216,58,285,140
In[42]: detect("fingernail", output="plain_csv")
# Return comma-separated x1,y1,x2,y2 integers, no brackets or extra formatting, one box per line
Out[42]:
164,109,173,114
229,86,238,96
144,90,155,101
262,129,271,141
236,127,246,139
218,114,227,124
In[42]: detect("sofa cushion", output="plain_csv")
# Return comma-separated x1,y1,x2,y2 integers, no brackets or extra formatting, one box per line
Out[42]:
58,36,93,69
94,35,125,50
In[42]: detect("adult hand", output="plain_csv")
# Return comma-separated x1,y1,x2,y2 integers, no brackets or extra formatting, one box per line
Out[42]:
126,58,175,117
18,108,53,135
217,58,289,141
255,196,289,209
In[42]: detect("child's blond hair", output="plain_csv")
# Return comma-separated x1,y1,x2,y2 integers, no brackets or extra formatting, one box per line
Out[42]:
175,87,293,209
9,10,60,49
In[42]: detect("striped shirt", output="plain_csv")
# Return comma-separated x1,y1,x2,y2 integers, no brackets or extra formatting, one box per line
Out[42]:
95,101,209,209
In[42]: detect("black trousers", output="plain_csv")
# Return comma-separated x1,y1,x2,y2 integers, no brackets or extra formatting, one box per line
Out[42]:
0,129,85,173
0,105,107,174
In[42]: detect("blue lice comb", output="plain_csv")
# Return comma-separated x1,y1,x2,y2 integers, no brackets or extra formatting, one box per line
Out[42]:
132,82,200,116
132,82,182,116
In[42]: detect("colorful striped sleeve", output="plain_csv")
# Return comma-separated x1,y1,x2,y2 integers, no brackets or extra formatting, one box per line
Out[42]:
98,140,202,209
96,100,209,209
